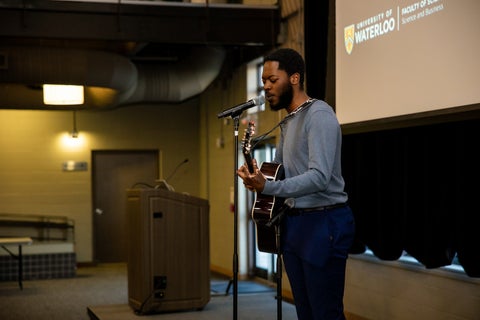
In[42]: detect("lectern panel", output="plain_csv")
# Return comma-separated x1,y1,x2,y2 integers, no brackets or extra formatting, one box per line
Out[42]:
126,188,210,314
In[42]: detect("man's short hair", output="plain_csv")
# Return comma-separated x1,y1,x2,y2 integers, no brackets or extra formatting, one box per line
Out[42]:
264,48,305,89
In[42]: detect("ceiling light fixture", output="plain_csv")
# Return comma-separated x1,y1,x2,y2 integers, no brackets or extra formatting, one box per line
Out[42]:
43,84,84,105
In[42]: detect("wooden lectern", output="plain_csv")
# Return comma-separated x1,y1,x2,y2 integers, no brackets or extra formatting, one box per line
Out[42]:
126,188,210,315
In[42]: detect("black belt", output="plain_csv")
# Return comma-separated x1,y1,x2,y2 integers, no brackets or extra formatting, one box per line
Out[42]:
289,203,347,215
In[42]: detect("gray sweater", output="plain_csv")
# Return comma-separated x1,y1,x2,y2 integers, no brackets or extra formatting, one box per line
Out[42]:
262,99,348,208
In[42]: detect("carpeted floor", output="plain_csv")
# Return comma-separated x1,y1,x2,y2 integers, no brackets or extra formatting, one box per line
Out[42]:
88,293,294,320
0,263,297,320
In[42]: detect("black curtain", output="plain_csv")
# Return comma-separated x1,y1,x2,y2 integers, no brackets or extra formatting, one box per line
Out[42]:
343,118,480,277
303,0,479,277
304,0,329,100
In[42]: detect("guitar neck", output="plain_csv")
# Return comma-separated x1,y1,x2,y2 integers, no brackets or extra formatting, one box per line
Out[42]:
244,152,254,174
242,121,256,174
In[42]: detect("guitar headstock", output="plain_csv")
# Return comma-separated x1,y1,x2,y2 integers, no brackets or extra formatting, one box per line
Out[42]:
242,121,256,156
242,121,256,173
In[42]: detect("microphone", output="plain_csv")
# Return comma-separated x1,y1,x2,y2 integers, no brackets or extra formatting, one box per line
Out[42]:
165,158,189,182
217,95,265,118
156,158,189,192
266,198,295,227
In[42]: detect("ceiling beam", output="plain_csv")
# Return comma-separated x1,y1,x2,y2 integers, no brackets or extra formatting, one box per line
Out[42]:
0,1,280,46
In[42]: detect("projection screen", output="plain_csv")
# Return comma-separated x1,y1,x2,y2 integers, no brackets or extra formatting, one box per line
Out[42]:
335,0,480,125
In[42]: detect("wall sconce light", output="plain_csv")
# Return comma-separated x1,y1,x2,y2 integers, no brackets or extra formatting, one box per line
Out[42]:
43,84,84,105
71,110,79,138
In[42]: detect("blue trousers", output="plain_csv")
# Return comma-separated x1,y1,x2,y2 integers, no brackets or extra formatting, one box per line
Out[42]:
283,252,347,320
282,206,355,320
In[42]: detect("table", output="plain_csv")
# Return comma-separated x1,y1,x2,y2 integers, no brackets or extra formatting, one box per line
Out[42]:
0,237,33,289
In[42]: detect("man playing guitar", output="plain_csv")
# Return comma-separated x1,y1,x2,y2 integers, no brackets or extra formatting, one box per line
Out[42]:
237,48,355,320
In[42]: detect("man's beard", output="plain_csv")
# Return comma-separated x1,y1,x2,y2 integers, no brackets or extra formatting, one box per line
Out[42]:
269,83,293,111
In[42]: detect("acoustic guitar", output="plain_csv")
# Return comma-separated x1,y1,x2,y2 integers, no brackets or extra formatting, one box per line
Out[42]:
241,121,285,253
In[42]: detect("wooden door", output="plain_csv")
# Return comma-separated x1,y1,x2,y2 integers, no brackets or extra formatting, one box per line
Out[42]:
92,150,158,262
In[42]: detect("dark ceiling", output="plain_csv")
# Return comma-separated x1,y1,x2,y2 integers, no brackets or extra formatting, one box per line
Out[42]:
0,0,280,109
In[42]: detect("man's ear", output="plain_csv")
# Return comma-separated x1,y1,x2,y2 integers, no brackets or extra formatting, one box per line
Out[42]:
290,73,300,85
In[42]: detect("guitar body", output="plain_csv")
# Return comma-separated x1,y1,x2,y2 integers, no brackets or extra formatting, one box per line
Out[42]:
251,162,285,253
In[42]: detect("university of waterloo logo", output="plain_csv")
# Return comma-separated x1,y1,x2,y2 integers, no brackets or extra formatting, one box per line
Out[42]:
344,24,355,54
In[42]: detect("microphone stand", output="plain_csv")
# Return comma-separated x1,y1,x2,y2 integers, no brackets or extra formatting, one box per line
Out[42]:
266,205,290,320
275,224,283,320
231,113,241,320
219,106,247,320
220,107,279,320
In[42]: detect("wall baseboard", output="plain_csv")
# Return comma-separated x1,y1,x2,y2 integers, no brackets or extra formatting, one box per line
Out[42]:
345,311,370,320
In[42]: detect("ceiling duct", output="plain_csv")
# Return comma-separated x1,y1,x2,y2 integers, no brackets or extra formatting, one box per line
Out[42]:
0,46,137,91
0,45,225,109
122,46,226,105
